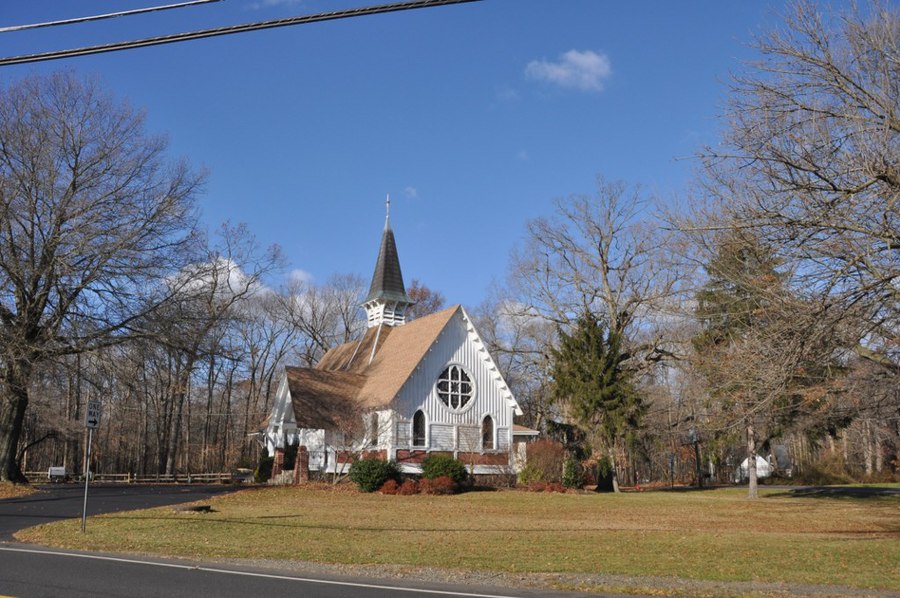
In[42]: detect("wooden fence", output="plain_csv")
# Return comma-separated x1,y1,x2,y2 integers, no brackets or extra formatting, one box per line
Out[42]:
24,471,237,484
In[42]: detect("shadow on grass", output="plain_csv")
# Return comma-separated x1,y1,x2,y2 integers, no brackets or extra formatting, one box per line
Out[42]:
766,486,900,500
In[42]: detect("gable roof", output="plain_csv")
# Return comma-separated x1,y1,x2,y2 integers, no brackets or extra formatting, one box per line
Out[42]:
320,304,460,408
284,367,367,429
285,305,461,425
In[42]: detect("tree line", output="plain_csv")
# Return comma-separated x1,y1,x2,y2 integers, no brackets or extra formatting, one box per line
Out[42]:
475,1,898,496
2,2,897,496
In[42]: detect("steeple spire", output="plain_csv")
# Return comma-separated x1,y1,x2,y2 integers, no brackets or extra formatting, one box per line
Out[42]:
363,196,414,328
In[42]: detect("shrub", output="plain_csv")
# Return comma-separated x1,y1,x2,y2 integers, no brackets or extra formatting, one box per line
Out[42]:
526,480,566,493
349,458,400,493
379,479,399,495
421,454,468,486
562,457,585,489
527,480,547,492
517,463,543,486
398,479,419,495
420,475,456,495
522,439,566,484
253,449,274,483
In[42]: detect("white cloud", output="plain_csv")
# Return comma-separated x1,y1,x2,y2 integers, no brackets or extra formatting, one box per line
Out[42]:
516,149,528,162
170,257,268,300
525,49,612,92
404,186,418,199
289,269,313,284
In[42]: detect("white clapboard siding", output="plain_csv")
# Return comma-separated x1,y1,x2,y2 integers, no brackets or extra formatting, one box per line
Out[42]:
430,423,456,450
393,309,515,443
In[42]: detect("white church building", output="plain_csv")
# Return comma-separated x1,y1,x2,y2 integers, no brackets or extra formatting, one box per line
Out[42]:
264,207,530,478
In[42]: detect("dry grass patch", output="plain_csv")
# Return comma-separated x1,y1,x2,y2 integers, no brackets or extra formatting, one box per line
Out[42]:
0,482,37,500
15,486,899,590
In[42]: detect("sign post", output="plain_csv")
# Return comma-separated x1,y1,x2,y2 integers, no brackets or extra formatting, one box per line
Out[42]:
81,400,101,533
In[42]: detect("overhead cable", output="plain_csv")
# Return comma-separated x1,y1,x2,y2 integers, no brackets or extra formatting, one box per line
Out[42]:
0,0,223,34
0,0,482,67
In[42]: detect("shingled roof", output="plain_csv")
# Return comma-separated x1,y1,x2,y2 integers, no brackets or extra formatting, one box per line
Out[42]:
363,216,414,305
285,305,461,422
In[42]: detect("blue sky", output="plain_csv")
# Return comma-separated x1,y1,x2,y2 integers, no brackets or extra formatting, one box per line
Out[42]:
1,0,795,308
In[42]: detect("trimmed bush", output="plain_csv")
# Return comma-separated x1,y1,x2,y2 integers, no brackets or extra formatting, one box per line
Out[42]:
349,458,400,493
379,479,399,495
420,475,456,495
562,457,585,489
253,449,274,483
421,454,468,486
398,479,419,495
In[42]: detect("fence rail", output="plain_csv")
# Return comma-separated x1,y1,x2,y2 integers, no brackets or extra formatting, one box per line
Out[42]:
24,471,236,484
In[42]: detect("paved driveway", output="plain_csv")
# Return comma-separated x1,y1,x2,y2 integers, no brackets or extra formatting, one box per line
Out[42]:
0,483,241,540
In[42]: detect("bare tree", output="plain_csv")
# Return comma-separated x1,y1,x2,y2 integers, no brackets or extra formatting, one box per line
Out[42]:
151,223,282,475
406,279,445,320
0,73,201,482
695,0,899,367
282,273,365,366
510,177,683,374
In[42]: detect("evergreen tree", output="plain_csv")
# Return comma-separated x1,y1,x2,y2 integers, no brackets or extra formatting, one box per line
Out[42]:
549,312,645,492
693,230,785,351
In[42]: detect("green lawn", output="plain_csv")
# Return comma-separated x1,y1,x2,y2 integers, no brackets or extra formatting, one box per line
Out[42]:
15,485,900,591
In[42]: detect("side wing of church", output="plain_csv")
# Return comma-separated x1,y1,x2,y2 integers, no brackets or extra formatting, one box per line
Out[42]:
264,205,522,477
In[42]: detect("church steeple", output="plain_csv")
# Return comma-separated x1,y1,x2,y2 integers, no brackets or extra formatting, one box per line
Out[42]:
363,196,414,327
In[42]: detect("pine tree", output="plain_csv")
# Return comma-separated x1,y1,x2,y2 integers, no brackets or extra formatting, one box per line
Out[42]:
549,312,645,492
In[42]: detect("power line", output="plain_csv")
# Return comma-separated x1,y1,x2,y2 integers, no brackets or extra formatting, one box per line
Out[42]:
0,0,223,34
0,0,482,67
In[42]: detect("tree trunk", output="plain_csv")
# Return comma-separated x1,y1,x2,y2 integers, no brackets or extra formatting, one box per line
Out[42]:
0,360,33,483
747,423,759,499
165,359,194,476
863,419,874,476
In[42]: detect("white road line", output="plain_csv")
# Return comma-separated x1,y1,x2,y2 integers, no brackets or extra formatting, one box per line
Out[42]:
0,546,524,598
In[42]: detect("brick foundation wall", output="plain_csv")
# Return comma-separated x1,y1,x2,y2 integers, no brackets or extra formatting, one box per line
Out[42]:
272,447,285,478
293,445,309,484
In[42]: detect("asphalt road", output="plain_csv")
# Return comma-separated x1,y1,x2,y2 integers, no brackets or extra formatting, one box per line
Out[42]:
1,545,578,598
0,483,241,540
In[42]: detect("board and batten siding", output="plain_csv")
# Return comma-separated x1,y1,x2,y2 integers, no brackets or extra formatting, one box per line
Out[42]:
392,308,516,452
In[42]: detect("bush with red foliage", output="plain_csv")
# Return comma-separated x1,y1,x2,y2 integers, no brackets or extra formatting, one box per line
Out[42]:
379,479,399,495
398,479,419,495
522,439,567,484
526,480,566,493
419,475,456,495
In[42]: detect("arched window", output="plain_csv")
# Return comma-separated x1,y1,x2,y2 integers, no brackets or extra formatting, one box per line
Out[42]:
413,410,426,447
436,365,474,410
481,415,494,450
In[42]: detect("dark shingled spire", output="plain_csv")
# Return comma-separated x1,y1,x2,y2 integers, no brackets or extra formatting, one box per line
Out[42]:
365,208,413,305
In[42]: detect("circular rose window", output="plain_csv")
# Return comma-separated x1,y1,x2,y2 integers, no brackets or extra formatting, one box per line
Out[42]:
436,365,474,410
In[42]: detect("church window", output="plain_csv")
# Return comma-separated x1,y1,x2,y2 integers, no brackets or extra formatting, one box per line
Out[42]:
436,365,474,410
482,415,494,450
413,410,426,447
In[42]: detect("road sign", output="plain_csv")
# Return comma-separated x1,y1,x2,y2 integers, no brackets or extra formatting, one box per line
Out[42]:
85,400,102,429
